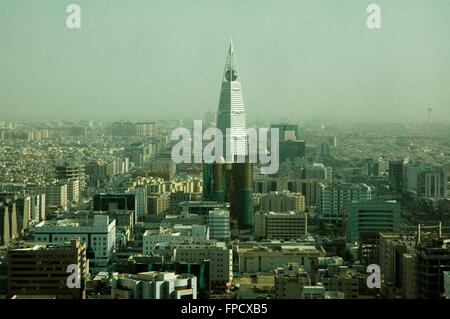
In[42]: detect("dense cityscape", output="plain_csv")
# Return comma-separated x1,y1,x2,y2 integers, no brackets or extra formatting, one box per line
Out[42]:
1,58,449,299
0,1,449,307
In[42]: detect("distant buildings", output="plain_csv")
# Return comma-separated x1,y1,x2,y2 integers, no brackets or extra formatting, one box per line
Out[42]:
364,157,382,177
302,163,332,181
112,122,157,138
271,123,305,163
55,161,86,192
389,160,405,194
417,167,448,200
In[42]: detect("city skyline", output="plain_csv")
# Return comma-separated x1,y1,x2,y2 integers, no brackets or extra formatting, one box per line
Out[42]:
0,0,449,303
0,0,449,123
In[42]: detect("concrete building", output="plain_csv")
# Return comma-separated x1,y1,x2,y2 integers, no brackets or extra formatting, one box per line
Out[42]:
135,122,157,138
7,238,88,299
316,183,372,223
364,157,382,177
34,215,116,268
111,271,196,299
148,193,170,215
274,263,311,299
94,193,136,214
30,193,45,222
318,265,359,299
127,187,147,217
417,167,448,200
417,237,450,299
302,163,332,181
259,191,305,212
30,183,68,209
300,285,326,299
254,211,307,240
444,271,450,299
0,202,12,245
66,178,80,203
346,200,401,242
378,232,417,298
179,201,230,225
153,242,233,287
143,225,209,255
389,160,405,194
208,208,230,240
237,243,325,274
55,161,86,191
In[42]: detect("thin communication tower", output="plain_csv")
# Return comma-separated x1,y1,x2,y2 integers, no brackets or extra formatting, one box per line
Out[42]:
427,107,432,126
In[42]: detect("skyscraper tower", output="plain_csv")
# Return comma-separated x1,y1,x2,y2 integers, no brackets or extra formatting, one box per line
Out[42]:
203,40,253,232
216,40,247,159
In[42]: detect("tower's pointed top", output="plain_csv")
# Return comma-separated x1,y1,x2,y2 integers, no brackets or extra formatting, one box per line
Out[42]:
223,39,239,81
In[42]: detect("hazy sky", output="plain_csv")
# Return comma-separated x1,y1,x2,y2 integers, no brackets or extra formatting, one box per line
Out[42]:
0,0,449,123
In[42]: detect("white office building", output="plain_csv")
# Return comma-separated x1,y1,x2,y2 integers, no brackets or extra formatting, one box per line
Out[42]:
34,215,116,268
143,225,209,255
111,271,197,299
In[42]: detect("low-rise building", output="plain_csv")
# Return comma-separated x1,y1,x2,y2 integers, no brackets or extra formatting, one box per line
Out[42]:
111,271,197,299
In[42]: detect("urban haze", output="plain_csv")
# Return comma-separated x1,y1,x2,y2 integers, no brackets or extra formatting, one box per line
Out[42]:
0,0,449,303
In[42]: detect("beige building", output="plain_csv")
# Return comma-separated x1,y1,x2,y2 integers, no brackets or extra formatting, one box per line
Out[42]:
238,243,325,274
259,191,305,212
255,211,307,240
147,193,170,215
274,263,311,299
379,232,417,299
318,265,359,299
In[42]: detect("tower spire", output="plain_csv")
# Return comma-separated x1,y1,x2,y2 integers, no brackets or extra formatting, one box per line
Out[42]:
216,41,247,159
